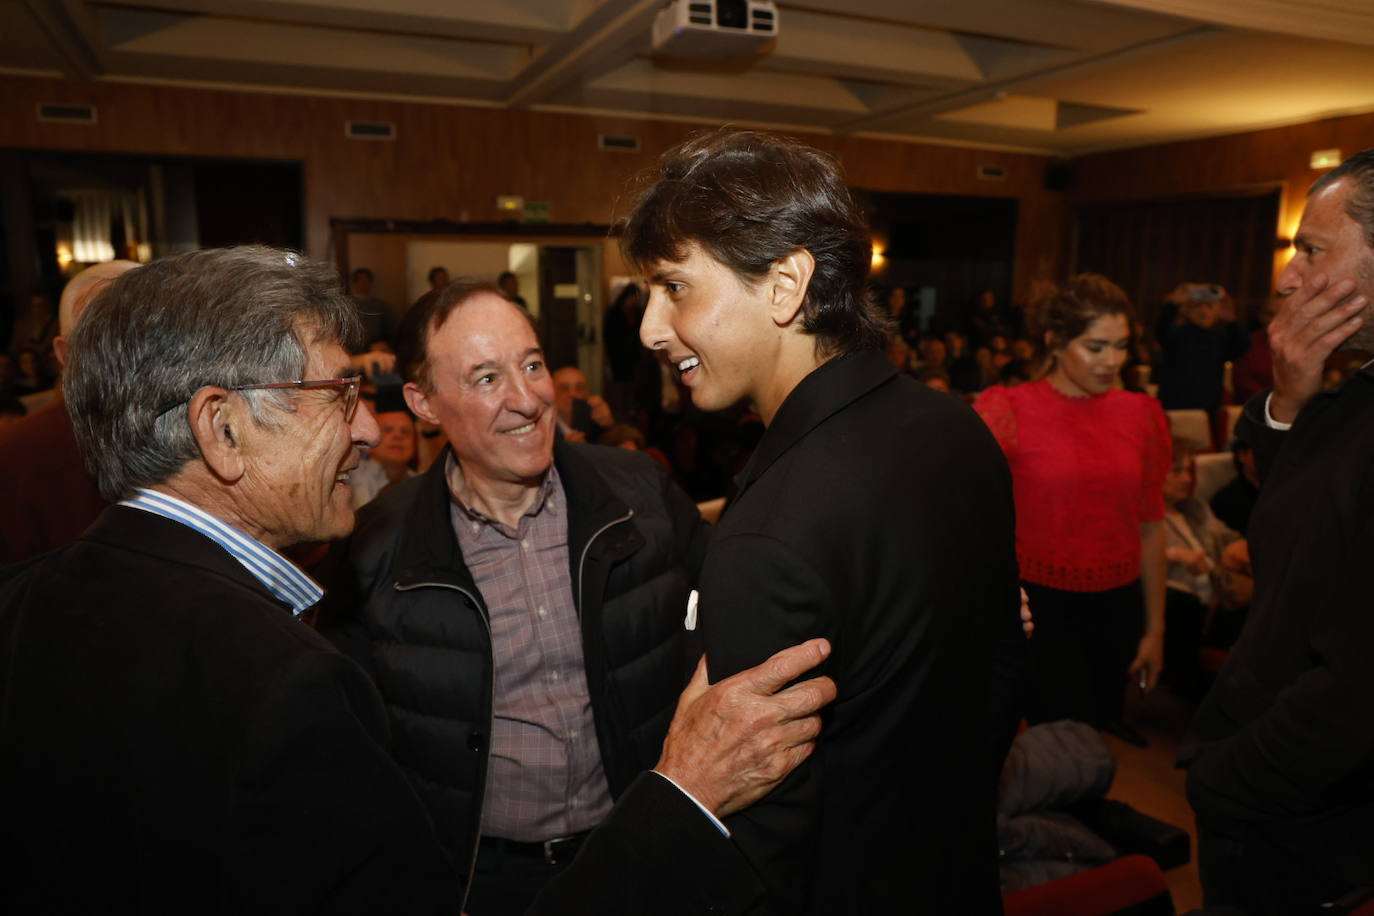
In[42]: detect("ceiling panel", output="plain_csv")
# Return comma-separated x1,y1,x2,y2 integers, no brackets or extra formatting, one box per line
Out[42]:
1,0,1372,155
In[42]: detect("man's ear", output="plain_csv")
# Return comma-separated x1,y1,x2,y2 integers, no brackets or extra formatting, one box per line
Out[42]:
52,335,70,372
188,387,246,484
403,381,442,427
769,248,815,329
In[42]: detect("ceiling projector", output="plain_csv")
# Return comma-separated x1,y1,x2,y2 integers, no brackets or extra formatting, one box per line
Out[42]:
651,0,779,58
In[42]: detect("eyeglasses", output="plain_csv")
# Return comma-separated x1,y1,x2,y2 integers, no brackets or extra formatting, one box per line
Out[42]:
231,375,362,422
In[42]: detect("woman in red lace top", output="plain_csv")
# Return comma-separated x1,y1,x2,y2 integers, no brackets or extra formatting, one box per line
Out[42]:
974,275,1169,737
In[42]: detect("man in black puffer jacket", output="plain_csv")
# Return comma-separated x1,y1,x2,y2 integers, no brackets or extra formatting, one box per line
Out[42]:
317,281,710,916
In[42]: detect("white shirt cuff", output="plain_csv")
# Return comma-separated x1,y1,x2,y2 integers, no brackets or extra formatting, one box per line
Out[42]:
1263,392,1294,431
651,770,730,837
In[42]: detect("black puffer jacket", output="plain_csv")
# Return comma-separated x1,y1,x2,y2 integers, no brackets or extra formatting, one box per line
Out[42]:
317,441,709,879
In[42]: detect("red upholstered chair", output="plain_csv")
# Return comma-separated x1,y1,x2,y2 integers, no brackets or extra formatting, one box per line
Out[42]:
1003,855,1173,916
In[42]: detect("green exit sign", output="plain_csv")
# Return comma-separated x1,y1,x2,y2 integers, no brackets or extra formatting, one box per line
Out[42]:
522,201,551,224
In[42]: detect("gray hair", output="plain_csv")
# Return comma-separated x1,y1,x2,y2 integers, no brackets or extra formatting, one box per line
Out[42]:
65,246,359,501
1310,148,1374,249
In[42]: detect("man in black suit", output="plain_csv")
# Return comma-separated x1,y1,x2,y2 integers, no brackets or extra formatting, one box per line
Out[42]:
624,130,1025,914
0,245,836,915
1182,149,1374,913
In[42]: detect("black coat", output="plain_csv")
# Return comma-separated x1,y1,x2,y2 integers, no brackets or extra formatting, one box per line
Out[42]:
699,349,1025,915
0,506,761,915
1183,376,1374,892
317,440,710,880
0,507,460,914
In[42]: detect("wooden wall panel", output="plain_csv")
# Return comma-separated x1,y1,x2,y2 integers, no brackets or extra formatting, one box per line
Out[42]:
1,74,1067,302
1070,111,1374,284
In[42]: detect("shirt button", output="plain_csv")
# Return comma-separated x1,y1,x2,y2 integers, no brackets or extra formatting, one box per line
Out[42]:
521,539,531,550
550,671,561,681
569,729,579,739
537,606,547,618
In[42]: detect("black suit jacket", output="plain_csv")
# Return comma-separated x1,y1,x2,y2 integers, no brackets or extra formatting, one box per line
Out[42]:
699,350,1024,915
1183,376,1374,889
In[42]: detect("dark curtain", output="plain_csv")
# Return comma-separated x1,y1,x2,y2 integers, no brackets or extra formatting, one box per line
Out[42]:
1074,191,1279,324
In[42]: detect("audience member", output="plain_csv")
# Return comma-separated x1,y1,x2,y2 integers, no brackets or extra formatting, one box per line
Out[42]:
1,245,837,916
998,358,1033,387
912,333,948,372
12,346,52,395
552,364,614,443
975,274,1170,748
626,129,1024,915
944,329,983,392
427,266,450,293
885,285,920,344
884,333,913,372
0,395,25,429
602,281,645,419
598,423,645,450
317,283,714,915
968,287,1018,347
348,267,394,353
915,364,951,392
497,270,528,309
349,385,416,508
1208,437,1260,535
7,289,57,356
1182,147,1374,913
0,259,137,563
1155,282,1250,414
1230,297,1277,403
1161,438,1251,702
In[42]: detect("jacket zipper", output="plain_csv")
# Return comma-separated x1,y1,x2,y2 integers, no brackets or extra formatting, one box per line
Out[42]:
394,578,489,914
577,509,634,614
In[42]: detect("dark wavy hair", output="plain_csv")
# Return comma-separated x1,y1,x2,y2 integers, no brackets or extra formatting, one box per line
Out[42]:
1027,273,1135,357
620,129,890,356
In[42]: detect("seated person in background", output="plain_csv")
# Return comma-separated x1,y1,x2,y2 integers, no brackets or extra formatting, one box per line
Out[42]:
350,385,417,508
598,423,646,450
915,364,952,392
1208,436,1260,535
1155,282,1250,414
1,245,837,916
552,364,614,442
945,328,983,393
884,334,913,372
0,395,24,429
1162,438,1252,701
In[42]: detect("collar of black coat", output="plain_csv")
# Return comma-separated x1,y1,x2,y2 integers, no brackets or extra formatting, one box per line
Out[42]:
384,439,634,593
76,504,295,612
732,348,896,499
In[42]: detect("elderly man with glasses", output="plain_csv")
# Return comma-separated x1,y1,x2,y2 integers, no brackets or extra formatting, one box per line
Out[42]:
0,246,834,915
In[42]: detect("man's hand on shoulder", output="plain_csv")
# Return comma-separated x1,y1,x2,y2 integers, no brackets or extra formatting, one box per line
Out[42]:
654,639,835,819
1268,273,1367,424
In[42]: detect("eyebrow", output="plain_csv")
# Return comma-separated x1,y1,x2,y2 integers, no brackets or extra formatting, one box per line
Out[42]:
466,347,543,374
649,267,682,284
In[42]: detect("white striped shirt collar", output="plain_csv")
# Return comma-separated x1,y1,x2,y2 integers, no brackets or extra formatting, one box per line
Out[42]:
119,488,323,615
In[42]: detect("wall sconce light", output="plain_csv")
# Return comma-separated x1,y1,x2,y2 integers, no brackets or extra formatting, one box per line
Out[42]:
1310,148,1341,170
871,246,885,269
56,245,74,267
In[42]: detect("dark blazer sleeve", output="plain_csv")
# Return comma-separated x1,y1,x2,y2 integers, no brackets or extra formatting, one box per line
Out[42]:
530,772,763,916
1185,522,1374,831
697,531,835,912
226,648,460,915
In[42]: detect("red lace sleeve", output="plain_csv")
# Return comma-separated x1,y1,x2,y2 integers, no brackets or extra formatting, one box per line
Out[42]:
972,384,1018,459
1138,397,1171,522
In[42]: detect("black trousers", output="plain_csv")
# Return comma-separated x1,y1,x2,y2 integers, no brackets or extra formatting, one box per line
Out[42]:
1021,579,1143,728
465,840,577,916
